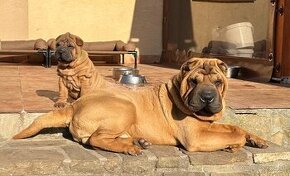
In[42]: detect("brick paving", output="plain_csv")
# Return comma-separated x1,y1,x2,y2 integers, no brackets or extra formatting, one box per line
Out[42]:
0,64,290,113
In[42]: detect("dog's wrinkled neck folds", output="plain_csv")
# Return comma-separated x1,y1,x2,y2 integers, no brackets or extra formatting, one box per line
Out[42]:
165,79,194,117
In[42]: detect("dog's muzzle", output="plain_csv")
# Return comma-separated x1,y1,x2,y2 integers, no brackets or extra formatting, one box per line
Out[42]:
187,86,222,117
55,47,73,63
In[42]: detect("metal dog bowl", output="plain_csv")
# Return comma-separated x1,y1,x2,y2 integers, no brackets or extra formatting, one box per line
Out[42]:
227,66,241,78
112,67,139,80
119,74,147,85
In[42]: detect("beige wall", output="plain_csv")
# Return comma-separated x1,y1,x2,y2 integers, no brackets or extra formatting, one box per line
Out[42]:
191,0,269,52
0,0,163,56
0,0,28,40
28,0,135,42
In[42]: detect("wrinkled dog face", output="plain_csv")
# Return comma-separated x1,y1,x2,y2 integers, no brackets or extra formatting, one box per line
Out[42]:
55,33,84,67
179,58,228,121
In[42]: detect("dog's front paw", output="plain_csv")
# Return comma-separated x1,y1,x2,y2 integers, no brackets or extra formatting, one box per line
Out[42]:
54,101,68,108
246,135,268,149
223,144,242,153
124,146,143,156
133,138,151,149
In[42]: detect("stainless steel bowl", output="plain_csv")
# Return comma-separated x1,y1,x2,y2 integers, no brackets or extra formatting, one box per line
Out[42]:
112,67,139,80
227,66,241,78
119,74,147,85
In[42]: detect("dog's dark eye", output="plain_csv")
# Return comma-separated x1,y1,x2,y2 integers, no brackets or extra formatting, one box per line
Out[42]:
188,79,197,87
215,80,222,87
56,43,60,47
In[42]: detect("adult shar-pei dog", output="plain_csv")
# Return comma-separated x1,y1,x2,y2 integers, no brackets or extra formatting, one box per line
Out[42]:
54,32,105,108
13,58,268,155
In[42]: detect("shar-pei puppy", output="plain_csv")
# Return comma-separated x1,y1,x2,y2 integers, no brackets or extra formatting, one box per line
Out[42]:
53,32,105,108
13,58,268,155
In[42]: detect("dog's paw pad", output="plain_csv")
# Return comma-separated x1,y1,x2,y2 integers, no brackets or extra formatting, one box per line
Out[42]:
124,146,143,156
54,102,67,108
223,144,242,153
247,137,268,149
133,138,151,149
262,144,268,149
251,141,268,149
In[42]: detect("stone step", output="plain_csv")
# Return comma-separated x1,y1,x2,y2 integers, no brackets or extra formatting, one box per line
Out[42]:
221,108,290,148
1,108,289,148
0,110,290,175
0,138,289,175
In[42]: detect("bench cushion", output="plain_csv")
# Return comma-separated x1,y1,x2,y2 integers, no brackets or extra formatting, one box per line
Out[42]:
0,39,48,50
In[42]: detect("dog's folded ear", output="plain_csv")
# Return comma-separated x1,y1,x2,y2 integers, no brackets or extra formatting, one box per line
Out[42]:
180,58,201,75
217,60,228,76
74,35,84,47
68,33,84,47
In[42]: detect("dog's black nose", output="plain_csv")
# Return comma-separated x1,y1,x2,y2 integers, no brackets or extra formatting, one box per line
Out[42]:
200,89,216,103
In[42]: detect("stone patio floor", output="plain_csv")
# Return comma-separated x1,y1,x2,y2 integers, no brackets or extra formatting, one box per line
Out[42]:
0,63,289,175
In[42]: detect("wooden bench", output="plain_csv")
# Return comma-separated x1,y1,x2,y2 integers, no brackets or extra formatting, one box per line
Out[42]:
48,50,138,69
0,39,50,67
0,49,50,67
0,49,138,68
0,39,138,68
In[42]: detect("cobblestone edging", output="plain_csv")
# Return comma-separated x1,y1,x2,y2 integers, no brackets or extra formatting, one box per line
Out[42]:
0,138,289,176
222,108,290,148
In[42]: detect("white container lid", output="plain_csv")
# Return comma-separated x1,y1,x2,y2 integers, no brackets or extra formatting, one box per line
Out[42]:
223,22,253,31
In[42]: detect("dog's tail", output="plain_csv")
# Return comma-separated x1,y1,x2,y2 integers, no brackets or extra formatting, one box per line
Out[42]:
12,105,74,139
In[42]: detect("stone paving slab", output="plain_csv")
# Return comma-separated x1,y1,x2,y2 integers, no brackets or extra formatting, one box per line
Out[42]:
245,143,290,164
0,138,289,176
183,149,252,166
149,145,188,169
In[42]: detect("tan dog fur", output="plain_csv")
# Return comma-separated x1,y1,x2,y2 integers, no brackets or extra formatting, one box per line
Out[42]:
54,33,105,108
13,58,268,155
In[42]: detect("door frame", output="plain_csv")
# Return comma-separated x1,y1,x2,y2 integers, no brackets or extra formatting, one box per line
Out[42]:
273,0,290,80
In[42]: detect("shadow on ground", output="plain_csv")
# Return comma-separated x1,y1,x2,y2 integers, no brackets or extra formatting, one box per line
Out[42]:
36,90,59,102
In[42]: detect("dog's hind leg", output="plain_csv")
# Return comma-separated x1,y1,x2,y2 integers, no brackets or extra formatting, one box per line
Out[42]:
89,132,148,155
12,106,73,139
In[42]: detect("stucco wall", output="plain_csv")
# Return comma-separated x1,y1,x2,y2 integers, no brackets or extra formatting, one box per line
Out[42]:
28,0,135,42
0,0,163,56
0,0,28,40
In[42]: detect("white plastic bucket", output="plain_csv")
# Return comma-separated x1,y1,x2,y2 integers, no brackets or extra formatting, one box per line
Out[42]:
236,48,254,58
219,22,254,49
